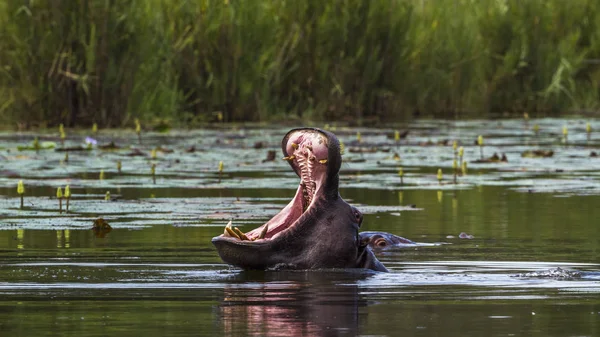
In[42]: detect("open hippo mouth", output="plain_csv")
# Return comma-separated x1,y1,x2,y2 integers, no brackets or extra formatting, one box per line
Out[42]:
211,127,387,271
214,128,339,243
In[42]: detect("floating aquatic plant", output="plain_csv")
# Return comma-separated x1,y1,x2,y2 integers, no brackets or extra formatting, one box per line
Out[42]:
17,180,24,209
473,152,508,163
33,137,40,153
135,118,142,144
59,124,66,146
521,150,554,158
218,161,224,183
477,135,484,160
56,187,63,213
64,185,71,212
85,137,97,146
394,130,401,150
92,218,112,238
152,119,171,133
151,163,156,184
452,140,458,166
398,167,404,185
453,159,458,184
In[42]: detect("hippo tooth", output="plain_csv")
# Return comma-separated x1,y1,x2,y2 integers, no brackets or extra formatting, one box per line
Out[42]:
291,142,298,149
223,221,233,236
224,221,240,239
225,227,239,239
283,155,295,161
258,224,269,239
234,227,250,241
319,159,328,164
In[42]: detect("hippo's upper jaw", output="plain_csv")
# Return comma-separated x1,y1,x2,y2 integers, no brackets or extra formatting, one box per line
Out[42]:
212,128,387,272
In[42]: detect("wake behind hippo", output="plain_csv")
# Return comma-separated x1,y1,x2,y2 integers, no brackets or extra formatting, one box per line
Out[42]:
212,128,388,272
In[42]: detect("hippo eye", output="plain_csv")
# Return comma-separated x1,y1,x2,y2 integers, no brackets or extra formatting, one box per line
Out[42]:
375,238,387,247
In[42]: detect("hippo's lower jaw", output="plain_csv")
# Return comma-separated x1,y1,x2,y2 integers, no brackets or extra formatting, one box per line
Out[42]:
212,128,388,272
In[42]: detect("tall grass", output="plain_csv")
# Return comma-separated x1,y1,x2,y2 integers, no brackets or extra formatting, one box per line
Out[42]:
1,0,599,127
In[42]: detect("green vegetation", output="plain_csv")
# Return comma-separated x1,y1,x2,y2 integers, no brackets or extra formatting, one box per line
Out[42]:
1,0,600,127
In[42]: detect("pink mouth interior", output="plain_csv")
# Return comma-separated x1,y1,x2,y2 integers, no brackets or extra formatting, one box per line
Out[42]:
232,130,329,241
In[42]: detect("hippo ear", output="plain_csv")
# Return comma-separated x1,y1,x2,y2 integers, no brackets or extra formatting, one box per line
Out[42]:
356,245,388,272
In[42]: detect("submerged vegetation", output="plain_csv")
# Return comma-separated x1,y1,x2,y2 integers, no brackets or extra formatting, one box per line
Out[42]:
1,0,600,127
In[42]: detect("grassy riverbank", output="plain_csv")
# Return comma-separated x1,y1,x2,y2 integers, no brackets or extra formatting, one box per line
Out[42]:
1,0,599,127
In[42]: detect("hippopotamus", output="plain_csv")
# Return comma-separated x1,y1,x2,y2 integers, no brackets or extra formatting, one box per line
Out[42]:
360,231,445,251
359,231,416,249
212,127,388,272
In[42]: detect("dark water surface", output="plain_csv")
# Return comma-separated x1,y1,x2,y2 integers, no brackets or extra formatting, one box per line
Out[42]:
1,120,599,336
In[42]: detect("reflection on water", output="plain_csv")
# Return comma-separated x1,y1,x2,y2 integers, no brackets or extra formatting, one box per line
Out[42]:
219,272,368,336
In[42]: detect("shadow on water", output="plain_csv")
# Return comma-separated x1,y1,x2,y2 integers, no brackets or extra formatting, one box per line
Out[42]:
1,119,600,336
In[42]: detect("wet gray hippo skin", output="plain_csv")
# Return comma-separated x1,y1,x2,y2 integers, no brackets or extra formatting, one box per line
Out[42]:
212,128,388,272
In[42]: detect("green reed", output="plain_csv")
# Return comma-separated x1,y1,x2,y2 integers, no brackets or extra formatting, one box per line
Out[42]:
1,0,599,127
